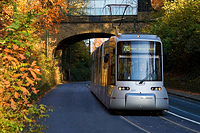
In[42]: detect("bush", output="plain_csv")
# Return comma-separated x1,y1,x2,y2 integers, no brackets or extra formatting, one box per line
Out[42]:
0,1,60,132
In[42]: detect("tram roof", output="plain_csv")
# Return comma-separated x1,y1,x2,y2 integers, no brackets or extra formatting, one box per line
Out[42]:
115,34,160,41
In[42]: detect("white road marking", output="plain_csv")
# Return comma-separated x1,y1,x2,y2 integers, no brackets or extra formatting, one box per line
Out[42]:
164,110,200,125
169,105,200,119
159,114,200,133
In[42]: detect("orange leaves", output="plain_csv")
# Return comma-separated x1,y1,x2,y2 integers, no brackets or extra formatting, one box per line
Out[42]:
31,87,39,94
31,61,37,67
4,48,12,53
11,61,17,67
12,44,19,50
4,81,11,88
33,69,42,75
12,74,23,78
20,86,29,96
26,77,34,86
28,0,68,32
151,0,164,11
19,54,26,60
3,55,20,65
30,70,37,80
17,48,25,53
0,87,4,94
92,38,105,52
10,98,17,110
22,72,28,79
14,91,20,99
19,68,28,72
1,44,42,107
17,81,23,86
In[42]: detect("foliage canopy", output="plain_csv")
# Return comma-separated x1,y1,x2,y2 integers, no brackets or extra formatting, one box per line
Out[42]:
149,0,200,74
0,0,86,132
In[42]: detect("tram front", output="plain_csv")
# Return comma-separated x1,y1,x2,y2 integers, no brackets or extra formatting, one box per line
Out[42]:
110,36,169,111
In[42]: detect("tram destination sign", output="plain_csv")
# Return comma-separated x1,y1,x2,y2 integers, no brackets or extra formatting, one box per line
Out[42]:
122,45,154,54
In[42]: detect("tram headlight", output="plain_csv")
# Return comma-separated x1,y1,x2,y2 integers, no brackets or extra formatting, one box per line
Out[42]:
118,87,130,90
151,87,162,91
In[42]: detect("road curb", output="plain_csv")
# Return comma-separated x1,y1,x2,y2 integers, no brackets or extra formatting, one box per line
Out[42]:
167,88,200,102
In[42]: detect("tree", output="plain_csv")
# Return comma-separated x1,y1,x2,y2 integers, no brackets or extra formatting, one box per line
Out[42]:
63,41,90,81
0,0,86,132
149,0,200,73
151,0,164,11
92,38,105,52
67,0,88,15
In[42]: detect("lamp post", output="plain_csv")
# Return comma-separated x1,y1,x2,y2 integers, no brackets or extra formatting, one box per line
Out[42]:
46,29,49,57
89,39,91,71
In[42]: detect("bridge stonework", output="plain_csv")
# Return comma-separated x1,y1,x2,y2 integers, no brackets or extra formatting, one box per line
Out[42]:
41,13,150,57
53,22,116,47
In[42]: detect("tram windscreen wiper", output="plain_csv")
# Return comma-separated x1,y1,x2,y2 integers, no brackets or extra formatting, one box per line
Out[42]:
139,73,151,84
139,69,156,84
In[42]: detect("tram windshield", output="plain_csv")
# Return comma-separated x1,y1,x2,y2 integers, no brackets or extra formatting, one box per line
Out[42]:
117,41,162,81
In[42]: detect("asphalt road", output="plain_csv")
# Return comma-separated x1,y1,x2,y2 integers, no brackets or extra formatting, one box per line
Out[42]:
38,82,200,133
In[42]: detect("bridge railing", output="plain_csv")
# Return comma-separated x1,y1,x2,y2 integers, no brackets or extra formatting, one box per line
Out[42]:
67,7,137,16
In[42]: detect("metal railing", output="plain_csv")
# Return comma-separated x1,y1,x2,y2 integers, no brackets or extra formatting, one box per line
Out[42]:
67,7,137,16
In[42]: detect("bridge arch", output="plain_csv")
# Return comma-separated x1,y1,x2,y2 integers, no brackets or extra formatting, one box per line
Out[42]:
56,32,114,50
49,23,115,51
53,32,115,80
45,21,140,57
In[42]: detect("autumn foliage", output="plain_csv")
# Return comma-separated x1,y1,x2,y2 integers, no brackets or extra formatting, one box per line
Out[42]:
0,0,70,132
151,0,164,11
146,0,200,93
14,0,68,32
92,38,105,52
0,44,49,132
0,44,41,112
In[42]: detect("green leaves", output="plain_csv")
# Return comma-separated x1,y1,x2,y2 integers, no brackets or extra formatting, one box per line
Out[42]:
149,0,200,72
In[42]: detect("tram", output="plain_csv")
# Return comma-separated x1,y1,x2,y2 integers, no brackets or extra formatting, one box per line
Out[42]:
90,34,169,111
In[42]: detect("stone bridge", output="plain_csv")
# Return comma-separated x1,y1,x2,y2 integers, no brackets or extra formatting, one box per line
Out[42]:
42,12,151,57
40,13,151,80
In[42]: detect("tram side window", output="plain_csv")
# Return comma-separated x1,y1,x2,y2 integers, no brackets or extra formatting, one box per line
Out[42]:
107,48,115,85
102,49,108,87
110,49,115,85
96,51,99,84
95,52,98,84
92,54,94,84
98,48,102,86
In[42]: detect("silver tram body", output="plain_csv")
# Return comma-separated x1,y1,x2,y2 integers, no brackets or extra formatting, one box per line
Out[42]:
90,34,169,111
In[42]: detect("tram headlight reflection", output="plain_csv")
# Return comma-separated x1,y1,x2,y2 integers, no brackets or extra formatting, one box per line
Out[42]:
151,87,162,91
